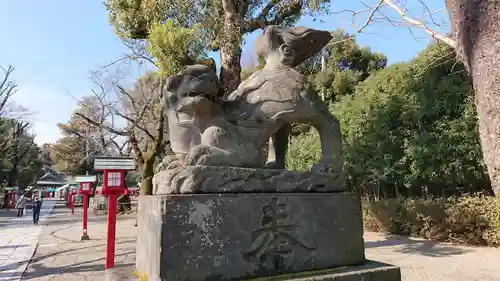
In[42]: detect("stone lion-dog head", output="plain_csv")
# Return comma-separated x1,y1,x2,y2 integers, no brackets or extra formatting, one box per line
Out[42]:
163,62,223,118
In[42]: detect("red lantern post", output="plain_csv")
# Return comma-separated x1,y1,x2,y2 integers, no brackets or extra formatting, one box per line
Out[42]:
76,175,97,241
71,193,75,215
6,192,11,210
10,192,16,209
94,157,135,270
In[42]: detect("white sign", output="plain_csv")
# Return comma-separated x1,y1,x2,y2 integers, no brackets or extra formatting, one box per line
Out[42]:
75,175,97,183
94,157,135,171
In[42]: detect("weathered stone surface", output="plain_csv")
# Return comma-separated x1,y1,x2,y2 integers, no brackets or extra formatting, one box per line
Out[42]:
163,26,343,175
153,165,346,194
136,193,365,281
246,260,401,281
104,269,136,281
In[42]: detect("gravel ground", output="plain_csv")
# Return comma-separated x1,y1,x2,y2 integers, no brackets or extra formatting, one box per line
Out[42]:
365,232,500,281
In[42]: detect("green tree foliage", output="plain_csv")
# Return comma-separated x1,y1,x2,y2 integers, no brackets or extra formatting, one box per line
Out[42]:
288,43,489,197
0,120,40,187
105,0,215,40
147,21,206,75
16,144,43,187
51,135,88,175
306,30,387,103
105,0,332,93
288,30,387,136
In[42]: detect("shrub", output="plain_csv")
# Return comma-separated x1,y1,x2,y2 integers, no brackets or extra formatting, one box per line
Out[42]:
286,132,321,172
287,43,490,196
336,44,489,196
363,195,500,246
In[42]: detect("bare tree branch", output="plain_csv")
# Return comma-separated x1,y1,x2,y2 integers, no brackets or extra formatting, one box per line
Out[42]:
332,1,457,49
357,0,385,33
0,65,18,116
74,112,130,137
382,0,457,49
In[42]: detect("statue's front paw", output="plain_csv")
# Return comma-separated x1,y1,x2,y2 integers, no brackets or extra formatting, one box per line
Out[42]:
184,154,200,166
195,154,210,165
185,145,211,166
155,155,182,172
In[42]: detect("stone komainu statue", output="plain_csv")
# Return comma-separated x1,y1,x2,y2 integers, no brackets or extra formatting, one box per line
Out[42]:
155,25,345,194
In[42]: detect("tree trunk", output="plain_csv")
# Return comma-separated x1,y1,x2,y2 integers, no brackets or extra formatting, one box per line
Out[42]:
447,0,500,194
141,159,155,195
117,194,131,213
7,163,18,187
219,2,243,95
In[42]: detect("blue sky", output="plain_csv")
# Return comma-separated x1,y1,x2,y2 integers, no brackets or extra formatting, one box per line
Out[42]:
0,0,449,146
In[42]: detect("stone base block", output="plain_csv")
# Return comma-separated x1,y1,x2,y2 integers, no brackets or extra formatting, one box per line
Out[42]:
104,268,136,281
153,165,346,194
136,193,365,281
247,260,401,281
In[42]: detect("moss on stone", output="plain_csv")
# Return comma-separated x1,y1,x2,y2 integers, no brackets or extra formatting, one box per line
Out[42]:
132,270,148,281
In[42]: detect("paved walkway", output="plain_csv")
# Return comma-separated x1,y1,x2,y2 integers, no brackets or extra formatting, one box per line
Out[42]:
0,209,18,228
0,200,56,281
21,203,136,281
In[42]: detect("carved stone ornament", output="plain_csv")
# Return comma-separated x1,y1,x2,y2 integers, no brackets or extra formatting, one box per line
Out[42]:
155,25,346,194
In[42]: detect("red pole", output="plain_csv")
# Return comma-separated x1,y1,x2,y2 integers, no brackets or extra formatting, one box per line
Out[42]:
45,191,49,200
71,194,75,215
81,194,90,240
105,194,117,269
11,193,15,209
83,195,88,232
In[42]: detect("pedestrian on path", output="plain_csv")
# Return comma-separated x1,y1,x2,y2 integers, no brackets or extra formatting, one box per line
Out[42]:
16,193,27,218
32,196,42,224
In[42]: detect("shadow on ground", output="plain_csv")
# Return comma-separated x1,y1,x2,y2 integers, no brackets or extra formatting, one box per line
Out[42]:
32,238,136,265
13,232,136,280
21,258,135,280
0,244,28,249
366,234,472,257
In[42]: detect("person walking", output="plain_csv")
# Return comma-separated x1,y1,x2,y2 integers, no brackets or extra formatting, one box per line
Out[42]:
32,196,42,224
15,193,27,218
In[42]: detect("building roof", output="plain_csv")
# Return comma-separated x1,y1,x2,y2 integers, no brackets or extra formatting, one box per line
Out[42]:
35,167,76,186
35,181,67,186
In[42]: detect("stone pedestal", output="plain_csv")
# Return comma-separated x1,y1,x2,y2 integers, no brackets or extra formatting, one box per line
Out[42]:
136,193,367,281
153,166,346,194
247,261,401,280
